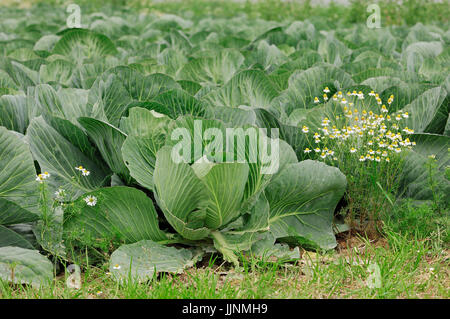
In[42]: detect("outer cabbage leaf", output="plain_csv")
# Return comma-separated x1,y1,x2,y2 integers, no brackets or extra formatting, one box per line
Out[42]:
265,160,347,250
52,29,117,63
0,225,34,249
399,133,450,203
0,246,53,287
400,87,448,134
64,186,167,248
26,117,110,199
278,65,354,116
78,117,131,183
202,70,279,109
0,95,28,133
0,127,39,220
153,146,211,241
109,240,202,283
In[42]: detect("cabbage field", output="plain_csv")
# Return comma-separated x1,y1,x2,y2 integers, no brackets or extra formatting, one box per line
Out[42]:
0,0,449,295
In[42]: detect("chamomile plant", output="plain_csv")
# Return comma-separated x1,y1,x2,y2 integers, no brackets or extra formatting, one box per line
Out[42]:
302,88,416,232
34,164,98,261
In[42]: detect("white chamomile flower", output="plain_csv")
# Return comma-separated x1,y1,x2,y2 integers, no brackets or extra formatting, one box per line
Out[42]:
369,91,375,96
323,94,328,101
113,264,121,270
75,166,84,171
387,95,394,105
395,148,401,153
341,98,347,105
402,112,409,118
81,169,90,176
304,148,312,153
314,148,321,153
321,118,330,126
350,147,357,153
36,172,50,183
359,156,365,162
320,152,327,159
84,195,97,207
36,175,44,183
302,126,309,133
323,87,330,93
375,156,381,162
314,97,320,103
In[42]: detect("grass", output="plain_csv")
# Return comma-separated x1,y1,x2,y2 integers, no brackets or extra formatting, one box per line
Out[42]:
384,201,449,246
1,206,448,299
